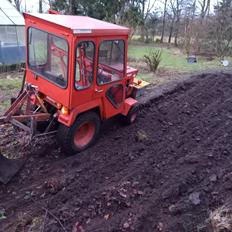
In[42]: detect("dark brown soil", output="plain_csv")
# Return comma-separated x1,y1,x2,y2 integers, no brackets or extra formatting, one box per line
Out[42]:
1,72,232,232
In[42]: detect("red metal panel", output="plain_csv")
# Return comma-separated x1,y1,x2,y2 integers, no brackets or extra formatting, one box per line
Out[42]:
58,98,103,127
92,36,128,119
24,15,73,108
24,13,130,36
69,37,97,109
121,97,138,116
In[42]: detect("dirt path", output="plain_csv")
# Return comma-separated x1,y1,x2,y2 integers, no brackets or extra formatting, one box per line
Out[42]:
1,72,232,232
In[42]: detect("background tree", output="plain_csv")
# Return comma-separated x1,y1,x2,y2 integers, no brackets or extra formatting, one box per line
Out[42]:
39,0,43,13
199,0,210,23
213,0,232,58
139,0,156,42
146,12,159,41
25,0,232,60
167,11,175,43
8,0,22,12
122,5,143,38
161,0,168,43
173,0,183,46
182,0,197,55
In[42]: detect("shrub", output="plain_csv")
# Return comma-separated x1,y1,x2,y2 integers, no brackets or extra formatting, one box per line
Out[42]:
144,50,162,73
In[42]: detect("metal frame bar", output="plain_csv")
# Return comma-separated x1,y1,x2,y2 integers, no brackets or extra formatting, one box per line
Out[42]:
0,85,56,139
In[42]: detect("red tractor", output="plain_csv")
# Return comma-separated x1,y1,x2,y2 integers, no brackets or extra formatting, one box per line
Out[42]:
0,12,148,183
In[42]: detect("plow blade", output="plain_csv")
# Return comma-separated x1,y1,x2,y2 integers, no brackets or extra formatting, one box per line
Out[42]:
0,154,25,184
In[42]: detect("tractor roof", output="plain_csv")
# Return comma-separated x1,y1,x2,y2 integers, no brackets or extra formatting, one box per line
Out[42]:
24,13,130,36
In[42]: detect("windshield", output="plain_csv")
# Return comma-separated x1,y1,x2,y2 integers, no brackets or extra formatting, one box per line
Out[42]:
28,27,68,88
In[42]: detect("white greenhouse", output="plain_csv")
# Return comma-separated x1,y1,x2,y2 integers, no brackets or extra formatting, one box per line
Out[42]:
0,0,25,65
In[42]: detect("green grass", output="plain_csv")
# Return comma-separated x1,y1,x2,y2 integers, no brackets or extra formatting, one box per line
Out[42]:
0,100,9,113
0,78,22,90
0,78,22,113
128,43,231,72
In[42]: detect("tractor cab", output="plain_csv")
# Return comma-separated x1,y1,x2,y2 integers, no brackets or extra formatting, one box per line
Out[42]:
24,13,141,124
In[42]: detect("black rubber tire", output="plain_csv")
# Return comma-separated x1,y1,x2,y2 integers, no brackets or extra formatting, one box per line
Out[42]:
57,111,101,155
120,104,139,125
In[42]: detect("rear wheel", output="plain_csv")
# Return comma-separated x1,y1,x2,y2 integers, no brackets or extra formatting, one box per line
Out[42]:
57,111,100,155
120,105,139,125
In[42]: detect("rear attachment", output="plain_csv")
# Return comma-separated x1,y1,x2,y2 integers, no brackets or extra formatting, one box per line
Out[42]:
0,84,52,138
0,84,56,184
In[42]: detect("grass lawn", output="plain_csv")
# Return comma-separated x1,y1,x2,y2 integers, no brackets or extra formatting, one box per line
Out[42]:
128,42,231,72
0,78,22,90
0,77,22,113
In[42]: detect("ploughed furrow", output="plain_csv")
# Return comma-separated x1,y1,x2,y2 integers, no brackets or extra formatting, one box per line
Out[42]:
1,73,232,232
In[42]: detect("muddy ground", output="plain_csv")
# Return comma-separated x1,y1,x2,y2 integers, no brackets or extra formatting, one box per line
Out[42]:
1,72,232,232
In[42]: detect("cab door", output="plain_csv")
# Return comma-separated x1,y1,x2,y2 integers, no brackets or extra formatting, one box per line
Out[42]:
94,39,126,119
70,39,96,108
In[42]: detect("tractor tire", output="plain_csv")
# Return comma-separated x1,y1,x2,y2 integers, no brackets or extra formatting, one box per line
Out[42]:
120,104,139,125
57,111,101,155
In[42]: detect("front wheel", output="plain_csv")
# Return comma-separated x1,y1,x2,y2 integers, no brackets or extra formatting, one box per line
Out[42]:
57,111,100,155
120,105,139,125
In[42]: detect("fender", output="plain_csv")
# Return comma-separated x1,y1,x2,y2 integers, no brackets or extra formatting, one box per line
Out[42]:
121,97,138,116
58,99,103,127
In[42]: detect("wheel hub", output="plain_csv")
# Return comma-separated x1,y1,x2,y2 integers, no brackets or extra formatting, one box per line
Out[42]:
74,122,96,148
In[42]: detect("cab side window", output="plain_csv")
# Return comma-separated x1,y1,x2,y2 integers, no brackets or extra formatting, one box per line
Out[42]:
97,40,125,85
75,41,95,90
28,27,68,88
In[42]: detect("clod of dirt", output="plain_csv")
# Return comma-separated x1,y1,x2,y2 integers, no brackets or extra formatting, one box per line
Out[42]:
178,155,199,164
123,222,130,229
168,200,191,215
0,208,6,220
135,129,148,142
209,174,218,182
189,192,201,205
104,214,110,220
161,184,180,200
223,172,232,182
223,173,232,190
157,222,164,231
